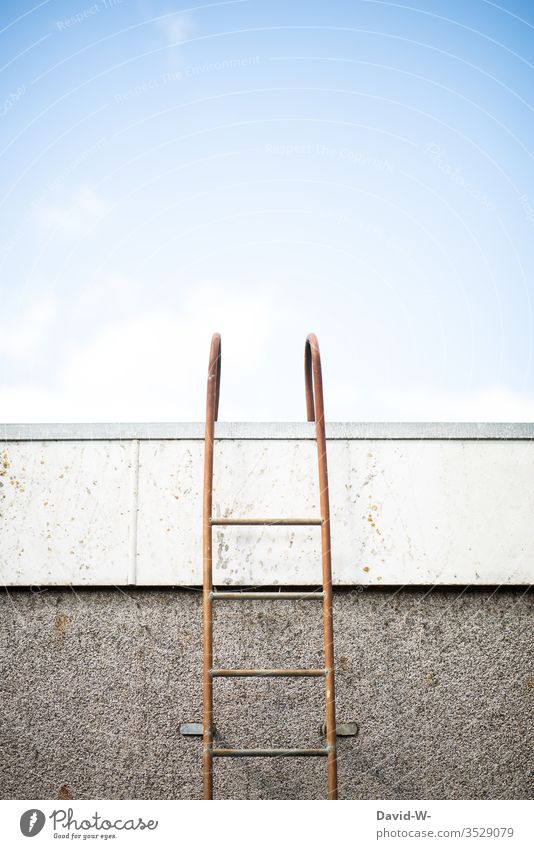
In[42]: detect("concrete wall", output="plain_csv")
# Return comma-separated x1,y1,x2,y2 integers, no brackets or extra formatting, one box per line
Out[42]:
1,423,532,799
1,586,531,800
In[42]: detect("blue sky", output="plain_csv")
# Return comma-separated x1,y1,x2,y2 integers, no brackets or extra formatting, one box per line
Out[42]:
1,0,534,421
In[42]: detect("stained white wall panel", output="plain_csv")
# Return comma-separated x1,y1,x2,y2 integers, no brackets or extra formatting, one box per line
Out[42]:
0,440,135,585
1,425,532,585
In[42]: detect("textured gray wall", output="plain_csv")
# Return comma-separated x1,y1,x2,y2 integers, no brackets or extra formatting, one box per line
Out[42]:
0,587,532,800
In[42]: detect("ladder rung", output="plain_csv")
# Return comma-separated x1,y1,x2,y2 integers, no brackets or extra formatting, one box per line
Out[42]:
210,517,323,526
210,591,325,600
212,748,329,758
210,668,326,678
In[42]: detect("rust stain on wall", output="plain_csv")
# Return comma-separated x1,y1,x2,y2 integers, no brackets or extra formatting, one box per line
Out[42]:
54,613,70,645
57,783,73,800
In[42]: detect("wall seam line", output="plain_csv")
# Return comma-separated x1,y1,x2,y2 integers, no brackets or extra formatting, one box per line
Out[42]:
128,439,140,586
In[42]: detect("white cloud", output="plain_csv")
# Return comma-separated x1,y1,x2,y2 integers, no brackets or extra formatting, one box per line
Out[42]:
155,11,192,46
2,281,533,423
327,382,534,422
34,187,110,236
4,377,534,426
0,285,282,421
153,10,193,72
0,294,56,358
379,386,534,422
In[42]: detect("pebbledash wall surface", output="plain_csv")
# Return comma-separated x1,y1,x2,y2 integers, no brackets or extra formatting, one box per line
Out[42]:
0,423,532,800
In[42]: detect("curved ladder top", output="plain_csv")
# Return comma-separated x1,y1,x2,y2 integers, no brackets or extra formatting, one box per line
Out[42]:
206,331,326,426
205,333,222,425
304,333,326,427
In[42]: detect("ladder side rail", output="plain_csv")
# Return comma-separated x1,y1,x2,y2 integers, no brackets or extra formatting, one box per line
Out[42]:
202,332,221,800
304,333,339,800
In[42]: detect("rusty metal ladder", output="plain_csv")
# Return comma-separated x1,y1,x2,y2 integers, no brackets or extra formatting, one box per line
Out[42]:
202,333,338,799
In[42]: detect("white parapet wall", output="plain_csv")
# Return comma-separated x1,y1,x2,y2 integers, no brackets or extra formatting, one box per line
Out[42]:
0,422,533,586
